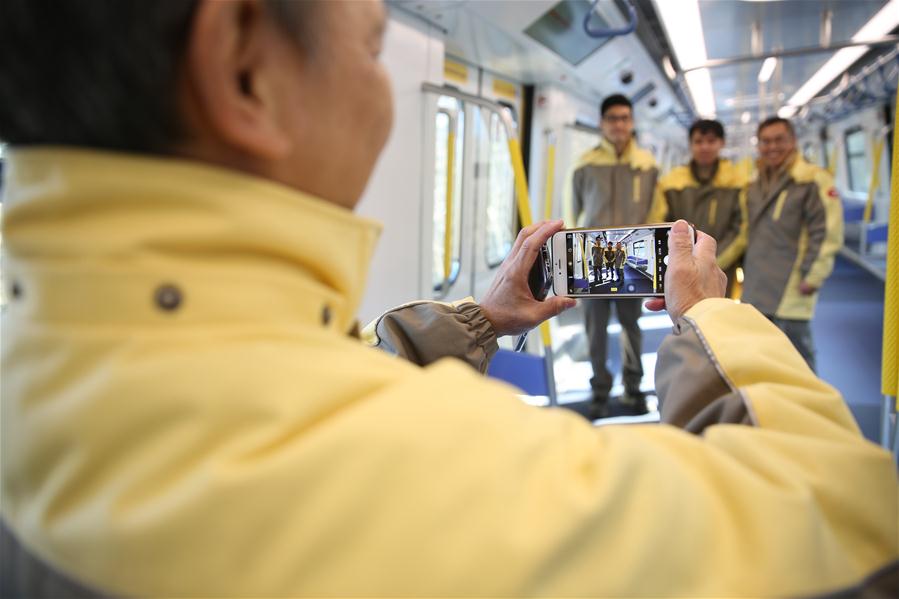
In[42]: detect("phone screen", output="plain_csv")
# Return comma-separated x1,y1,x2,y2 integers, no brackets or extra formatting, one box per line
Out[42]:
563,225,670,296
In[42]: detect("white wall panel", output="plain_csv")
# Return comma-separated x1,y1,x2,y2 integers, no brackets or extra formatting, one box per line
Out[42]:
355,11,444,324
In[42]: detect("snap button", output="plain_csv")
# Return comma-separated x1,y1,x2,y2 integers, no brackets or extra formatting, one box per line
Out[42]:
321,305,332,326
10,281,22,300
154,284,182,312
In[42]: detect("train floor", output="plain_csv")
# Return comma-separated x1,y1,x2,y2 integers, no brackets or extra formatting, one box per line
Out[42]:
549,255,886,443
588,264,654,294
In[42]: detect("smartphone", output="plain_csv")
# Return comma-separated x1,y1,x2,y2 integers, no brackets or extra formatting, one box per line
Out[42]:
550,224,685,298
527,243,553,301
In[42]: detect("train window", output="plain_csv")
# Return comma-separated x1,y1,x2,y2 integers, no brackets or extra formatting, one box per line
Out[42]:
432,97,465,295
485,110,517,268
845,128,870,193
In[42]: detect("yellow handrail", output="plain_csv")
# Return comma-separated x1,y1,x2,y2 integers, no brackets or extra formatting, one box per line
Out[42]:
544,141,556,221
883,96,898,402
863,135,885,224
443,129,456,289
507,136,553,349
827,140,839,176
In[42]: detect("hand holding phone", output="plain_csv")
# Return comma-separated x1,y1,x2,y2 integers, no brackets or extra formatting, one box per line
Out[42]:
644,220,727,320
478,220,576,338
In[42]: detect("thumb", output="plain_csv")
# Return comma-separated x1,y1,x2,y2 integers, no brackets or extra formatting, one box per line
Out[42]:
539,296,577,320
668,220,694,262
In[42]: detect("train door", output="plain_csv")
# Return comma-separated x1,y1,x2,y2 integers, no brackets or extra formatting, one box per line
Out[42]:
421,86,520,318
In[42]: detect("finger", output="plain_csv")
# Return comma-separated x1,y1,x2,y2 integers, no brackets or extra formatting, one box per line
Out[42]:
535,296,577,321
667,219,694,263
693,229,718,261
508,221,545,260
644,298,666,312
514,220,564,272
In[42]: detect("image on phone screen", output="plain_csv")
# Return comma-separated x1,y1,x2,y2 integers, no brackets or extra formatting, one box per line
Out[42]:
562,226,669,296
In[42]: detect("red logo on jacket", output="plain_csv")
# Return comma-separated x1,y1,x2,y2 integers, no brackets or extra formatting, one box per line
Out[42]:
827,187,839,199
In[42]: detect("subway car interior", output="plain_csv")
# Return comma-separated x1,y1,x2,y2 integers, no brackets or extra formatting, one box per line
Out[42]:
328,0,898,446
1,0,899,596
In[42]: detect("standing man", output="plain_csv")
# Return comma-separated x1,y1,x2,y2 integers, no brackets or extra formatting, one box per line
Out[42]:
650,120,747,294
614,241,627,286
603,240,616,283
740,117,844,371
591,240,604,286
568,94,660,418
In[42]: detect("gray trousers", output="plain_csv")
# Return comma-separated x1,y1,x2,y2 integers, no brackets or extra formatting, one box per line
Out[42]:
767,315,816,373
585,298,644,400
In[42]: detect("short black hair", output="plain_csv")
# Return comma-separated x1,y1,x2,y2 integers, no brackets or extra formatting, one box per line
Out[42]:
0,0,314,153
757,116,795,138
689,119,725,141
601,94,632,117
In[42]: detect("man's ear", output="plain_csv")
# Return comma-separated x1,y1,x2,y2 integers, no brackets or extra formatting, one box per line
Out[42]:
182,0,292,160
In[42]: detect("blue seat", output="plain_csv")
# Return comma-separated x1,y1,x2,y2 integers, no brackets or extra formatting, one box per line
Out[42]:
487,349,550,396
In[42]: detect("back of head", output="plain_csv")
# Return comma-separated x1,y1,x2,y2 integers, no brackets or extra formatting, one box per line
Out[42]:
0,0,312,155
0,0,199,153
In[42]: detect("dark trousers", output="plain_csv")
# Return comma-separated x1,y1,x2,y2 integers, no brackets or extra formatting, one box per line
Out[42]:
615,267,625,283
767,315,816,372
585,298,644,401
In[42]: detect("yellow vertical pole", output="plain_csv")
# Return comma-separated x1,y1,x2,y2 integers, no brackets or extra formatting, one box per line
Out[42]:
883,99,898,403
544,143,556,221
508,137,553,350
443,130,455,287
863,136,884,224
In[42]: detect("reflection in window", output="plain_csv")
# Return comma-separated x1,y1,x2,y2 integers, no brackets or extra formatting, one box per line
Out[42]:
432,97,464,295
845,128,870,193
485,111,516,267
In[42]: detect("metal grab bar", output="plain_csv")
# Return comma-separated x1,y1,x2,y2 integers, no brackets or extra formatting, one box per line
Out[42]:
583,0,637,38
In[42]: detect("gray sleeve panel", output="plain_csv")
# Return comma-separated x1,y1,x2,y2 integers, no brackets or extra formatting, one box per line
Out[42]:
656,316,754,434
373,302,499,373
799,182,828,279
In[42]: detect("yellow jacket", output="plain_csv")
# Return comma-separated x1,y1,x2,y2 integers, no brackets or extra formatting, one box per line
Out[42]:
1,149,895,597
650,159,748,270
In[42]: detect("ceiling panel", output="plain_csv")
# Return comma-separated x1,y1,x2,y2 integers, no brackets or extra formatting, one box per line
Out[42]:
698,0,890,116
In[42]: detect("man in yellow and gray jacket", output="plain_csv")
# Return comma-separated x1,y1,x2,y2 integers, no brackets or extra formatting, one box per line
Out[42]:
649,119,747,291
567,94,660,417
1,2,895,598
737,117,844,371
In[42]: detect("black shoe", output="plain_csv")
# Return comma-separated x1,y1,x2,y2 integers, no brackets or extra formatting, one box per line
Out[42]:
619,390,648,415
588,395,610,420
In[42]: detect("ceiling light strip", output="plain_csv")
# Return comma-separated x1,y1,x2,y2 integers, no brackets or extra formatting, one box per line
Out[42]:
653,0,716,117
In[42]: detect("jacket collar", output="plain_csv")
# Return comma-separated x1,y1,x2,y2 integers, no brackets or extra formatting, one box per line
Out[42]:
576,137,655,171
1,147,382,332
